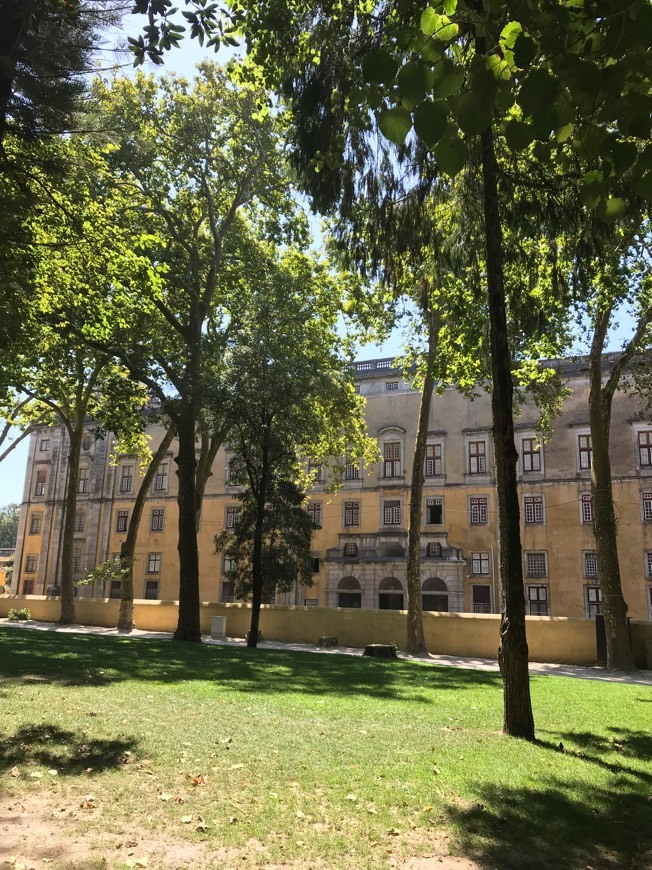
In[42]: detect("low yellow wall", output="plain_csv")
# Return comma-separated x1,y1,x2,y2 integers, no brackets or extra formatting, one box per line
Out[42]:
2,595,651,668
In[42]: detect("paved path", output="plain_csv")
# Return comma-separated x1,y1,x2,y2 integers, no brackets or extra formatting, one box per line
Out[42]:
2,618,652,687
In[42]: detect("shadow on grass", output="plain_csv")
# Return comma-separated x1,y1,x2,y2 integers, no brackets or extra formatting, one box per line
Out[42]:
444,774,651,870
0,627,501,701
0,723,138,778
536,727,652,785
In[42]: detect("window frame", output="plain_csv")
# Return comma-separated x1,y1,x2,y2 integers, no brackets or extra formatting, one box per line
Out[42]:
225,505,240,529
527,585,549,616
39,438,50,452
151,508,165,532
344,500,360,527
521,436,542,473
638,430,652,467
28,514,42,535
154,461,169,492
34,470,47,497
525,550,547,578
586,585,602,617
523,495,544,525
642,492,652,522
383,499,401,525
580,493,594,525
383,442,402,478
24,554,38,573
425,497,443,525
116,510,129,533
468,440,487,475
578,433,592,471
144,579,159,600
74,510,85,533
307,501,322,527
471,551,490,575
120,464,134,493
583,550,598,579
425,442,443,477
147,552,161,574
469,496,489,525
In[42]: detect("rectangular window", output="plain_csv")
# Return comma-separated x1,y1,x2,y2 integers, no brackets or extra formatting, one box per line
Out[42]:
72,546,83,574
74,510,85,533
78,467,89,494
29,514,42,535
525,551,547,578
586,585,602,617
24,555,37,573
524,495,544,525
109,580,121,599
120,465,134,493
383,500,401,525
34,470,46,496
311,554,320,573
385,381,399,391
581,494,593,524
116,510,129,533
147,552,161,574
471,552,490,575
469,496,488,525
584,550,598,578
345,461,360,480
578,434,592,470
639,431,652,467
425,497,443,525
40,438,50,452
304,598,319,607
307,501,322,527
528,585,549,616
154,462,168,491
468,441,487,474
144,580,159,600
383,442,401,478
223,555,236,574
521,438,541,472
344,501,360,526
22,578,34,595
426,541,442,558
221,581,235,603
226,505,240,529
309,462,323,483
645,551,652,579
343,542,358,557
151,508,164,532
643,492,652,522
425,443,443,476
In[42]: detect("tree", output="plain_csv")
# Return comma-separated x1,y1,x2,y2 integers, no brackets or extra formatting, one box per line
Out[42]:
0,504,19,548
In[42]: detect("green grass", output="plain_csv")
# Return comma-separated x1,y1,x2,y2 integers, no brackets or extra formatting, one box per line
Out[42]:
1,627,651,869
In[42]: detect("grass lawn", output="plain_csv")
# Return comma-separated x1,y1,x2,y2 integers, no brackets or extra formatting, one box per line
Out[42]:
0,627,650,870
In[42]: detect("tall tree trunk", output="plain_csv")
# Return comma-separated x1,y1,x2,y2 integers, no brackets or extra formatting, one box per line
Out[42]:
59,415,84,624
248,440,270,649
406,307,440,655
118,424,176,632
173,413,201,642
480,123,535,740
588,318,635,671
194,423,226,529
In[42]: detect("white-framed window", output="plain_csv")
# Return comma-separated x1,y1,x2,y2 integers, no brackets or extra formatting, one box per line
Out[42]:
523,495,544,525
385,381,399,391
521,437,541,473
586,585,602,617
147,552,161,574
471,552,490,575
74,510,85,533
154,462,169,491
578,434,592,470
304,598,319,607
344,459,360,481
527,585,548,616
469,496,488,525
383,442,401,478
151,508,164,532
425,443,443,476
39,438,50,452
34,470,47,497
116,510,129,533
645,551,652,579
383,499,401,525
307,501,322,527
583,550,598,578
642,492,652,522
525,551,547,578
308,461,323,483
343,542,358,557
468,440,487,474
24,555,38,573
144,579,159,600
223,555,236,573
344,501,360,526
426,541,442,557
425,497,443,525
29,514,42,535
120,464,134,493
78,467,89,494
639,430,652,467
226,505,240,529
580,493,593,525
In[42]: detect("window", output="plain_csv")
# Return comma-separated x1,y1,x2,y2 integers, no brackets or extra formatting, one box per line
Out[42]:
578,434,592,470
74,510,85,533
586,585,602,617
72,545,83,574
471,552,490,575
147,553,161,573
144,580,159,600
344,460,360,481
468,441,487,474
354,384,360,394
383,442,401,478
307,501,322,527
469,496,488,525
643,492,652,522
383,500,401,525
645,551,652,579
425,497,443,525
426,542,442,557
24,555,37,573
151,508,164,532
425,443,443,476
525,551,547,578
308,462,323,483
639,431,652,467
226,505,240,529
338,576,361,608
120,465,134,493
379,576,404,610
311,554,320,573
304,598,319,607
116,510,129,533
78,467,89,494
154,462,169,492
40,438,50,452
521,438,541,472
422,577,448,612
344,501,360,527
82,434,92,451
109,580,121,599
343,542,358,557
29,514,42,535
34,470,46,496
472,585,491,613
22,578,34,595
584,550,598,578
528,585,549,615
524,495,544,525
581,494,593,524
385,381,399,391
221,581,235,603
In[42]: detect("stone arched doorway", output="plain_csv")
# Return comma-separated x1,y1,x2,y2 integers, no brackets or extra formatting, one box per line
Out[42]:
422,577,449,612
378,576,404,610
338,576,361,608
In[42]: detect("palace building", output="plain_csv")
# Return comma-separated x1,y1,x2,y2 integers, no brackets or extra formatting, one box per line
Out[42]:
11,356,652,622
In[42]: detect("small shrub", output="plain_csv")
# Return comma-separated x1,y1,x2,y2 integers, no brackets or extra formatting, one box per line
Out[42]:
7,607,31,621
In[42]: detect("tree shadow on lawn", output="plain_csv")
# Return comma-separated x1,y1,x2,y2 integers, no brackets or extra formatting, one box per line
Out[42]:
444,772,651,870
0,627,501,701
536,727,652,785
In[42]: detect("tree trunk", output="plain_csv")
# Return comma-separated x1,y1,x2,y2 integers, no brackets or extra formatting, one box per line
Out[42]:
0,0,23,144
194,425,225,530
480,123,535,740
59,418,84,624
118,424,176,632
173,414,201,641
406,307,440,655
588,334,635,670
248,440,270,649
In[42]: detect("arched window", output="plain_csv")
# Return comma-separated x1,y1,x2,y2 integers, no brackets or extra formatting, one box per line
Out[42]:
379,576,404,610
338,576,361,609
82,433,92,451
422,577,448,612
74,510,85,533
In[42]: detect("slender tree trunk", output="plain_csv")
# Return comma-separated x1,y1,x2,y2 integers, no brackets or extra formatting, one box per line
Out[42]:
588,326,635,671
173,413,201,641
480,123,535,740
194,424,226,529
248,441,270,649
118,425,176,632
59,416,84,624
406,307,440,655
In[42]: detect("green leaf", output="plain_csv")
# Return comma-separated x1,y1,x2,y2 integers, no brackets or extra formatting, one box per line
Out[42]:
608,140,638,174
503,119,534,151
398,62,435,106
413,100,448,148
434,131,468,177
443,0,457,13
421,8,438,36
517,69,558,117
635,171,652,202
420,10,458,41
432,59,465,99
554,123,574,143
579,170,606,209
361,50,399,84
596,197,626,223
455,92,492,135
499,21,522,50
378,107,413,145
513,32,537,68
